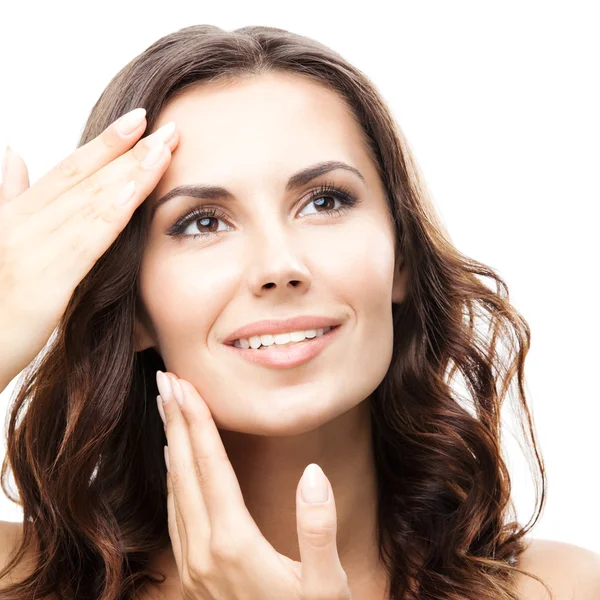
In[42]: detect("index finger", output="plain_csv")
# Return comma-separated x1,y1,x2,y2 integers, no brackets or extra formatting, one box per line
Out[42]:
14,108,148,213
177,378,250,532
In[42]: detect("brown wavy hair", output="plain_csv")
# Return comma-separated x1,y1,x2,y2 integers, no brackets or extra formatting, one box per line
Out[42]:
0,24,553,600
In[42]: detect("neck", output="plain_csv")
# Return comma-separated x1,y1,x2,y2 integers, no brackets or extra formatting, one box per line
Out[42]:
153,398,390,598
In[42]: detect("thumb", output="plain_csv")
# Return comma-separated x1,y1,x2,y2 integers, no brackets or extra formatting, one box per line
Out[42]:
296,463,352,599
1,145,31,202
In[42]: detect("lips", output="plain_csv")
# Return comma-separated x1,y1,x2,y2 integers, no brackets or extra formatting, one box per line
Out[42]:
223,323,342,369
223,316,343,346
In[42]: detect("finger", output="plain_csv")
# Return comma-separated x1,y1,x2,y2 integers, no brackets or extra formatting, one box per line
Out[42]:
157,371,210,547
23,125,179,292
296,464,352,599
1,145,31,202
42,121,178,233
175,377,251,536
160,405,187,563
165,466,184,572
11,107,149,213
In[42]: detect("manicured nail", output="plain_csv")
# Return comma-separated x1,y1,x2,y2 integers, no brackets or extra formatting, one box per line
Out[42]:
115,108,146,137
301,464,329,504
156,371,173,403
148,121,176,144
170,378,184,408
156,394,166,425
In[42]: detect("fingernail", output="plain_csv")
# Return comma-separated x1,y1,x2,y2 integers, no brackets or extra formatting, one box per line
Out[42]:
115,108,147,137
2,145,12,182
156,394,166,425
171,378,184,408
301,464,329,503
156,370,173,403
151,121,176,142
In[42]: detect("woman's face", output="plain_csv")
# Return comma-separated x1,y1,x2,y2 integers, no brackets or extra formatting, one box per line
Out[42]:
135,72,408,435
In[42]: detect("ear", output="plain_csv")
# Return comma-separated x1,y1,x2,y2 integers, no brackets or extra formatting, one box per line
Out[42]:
134,306,157,352
391,254,409,304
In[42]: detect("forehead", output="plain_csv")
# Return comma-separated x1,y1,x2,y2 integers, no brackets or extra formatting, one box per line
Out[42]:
150,73,372,198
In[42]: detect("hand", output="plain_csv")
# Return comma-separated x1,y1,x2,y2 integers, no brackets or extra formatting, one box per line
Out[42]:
0,110,179,390
156,370,353,600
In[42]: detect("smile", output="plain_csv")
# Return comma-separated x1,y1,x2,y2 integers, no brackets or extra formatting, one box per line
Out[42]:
223,325,342,369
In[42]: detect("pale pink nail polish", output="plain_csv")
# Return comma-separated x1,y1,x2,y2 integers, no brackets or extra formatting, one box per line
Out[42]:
171,378,184,407
156,371,173,403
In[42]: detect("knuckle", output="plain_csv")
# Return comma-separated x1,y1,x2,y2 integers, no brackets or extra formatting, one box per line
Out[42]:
209,537,240,564
77,174,103,197
79,198,99,222
68,235,84,257
132,137,155,163
168,467,185,490
67,232,93,264
74,178,119,227
163,408,178,428
56,155,81,179
186,558,212,584
301,523,337,549
98,125,123,149
304,513,337,535
193,457,208,486
209,528,253,565
192,452,229,486
97,205,118,226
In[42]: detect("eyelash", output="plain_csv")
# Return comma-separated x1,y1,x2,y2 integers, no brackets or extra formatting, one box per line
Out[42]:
166,181,361,239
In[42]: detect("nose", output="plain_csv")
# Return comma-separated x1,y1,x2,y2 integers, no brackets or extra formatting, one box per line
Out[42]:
246,229,312,297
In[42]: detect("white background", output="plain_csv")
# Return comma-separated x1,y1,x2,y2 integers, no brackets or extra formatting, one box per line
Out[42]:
0,1,598,554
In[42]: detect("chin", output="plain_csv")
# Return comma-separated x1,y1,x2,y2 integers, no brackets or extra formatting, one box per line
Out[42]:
213,388,352,437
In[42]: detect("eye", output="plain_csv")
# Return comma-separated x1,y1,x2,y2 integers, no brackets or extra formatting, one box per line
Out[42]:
298,191,349,217
166,182,361,240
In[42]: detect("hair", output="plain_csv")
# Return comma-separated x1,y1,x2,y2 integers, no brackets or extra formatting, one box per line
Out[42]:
0,24,553,600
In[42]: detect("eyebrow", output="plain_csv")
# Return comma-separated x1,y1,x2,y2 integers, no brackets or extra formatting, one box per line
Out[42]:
149,160,366,221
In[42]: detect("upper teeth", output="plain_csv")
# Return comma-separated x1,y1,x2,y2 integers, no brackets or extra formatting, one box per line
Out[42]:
233,326,333,349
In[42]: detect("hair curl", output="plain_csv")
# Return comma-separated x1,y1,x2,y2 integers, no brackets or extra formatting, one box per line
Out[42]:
1,24,552,600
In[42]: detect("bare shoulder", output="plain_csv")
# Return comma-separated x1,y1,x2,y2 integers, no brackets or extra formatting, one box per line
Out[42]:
0,520,24,567
515,537,600,600
0,520,39,589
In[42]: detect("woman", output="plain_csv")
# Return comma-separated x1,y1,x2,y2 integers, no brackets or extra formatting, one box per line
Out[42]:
0,24,598,600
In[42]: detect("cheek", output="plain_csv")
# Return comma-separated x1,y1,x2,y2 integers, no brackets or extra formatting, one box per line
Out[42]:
336,217,396,376
329,215,396,309
138,251,236,353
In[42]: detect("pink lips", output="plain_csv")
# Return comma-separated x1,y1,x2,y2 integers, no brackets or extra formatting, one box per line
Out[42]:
223,316,342,346
223,325,341,369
